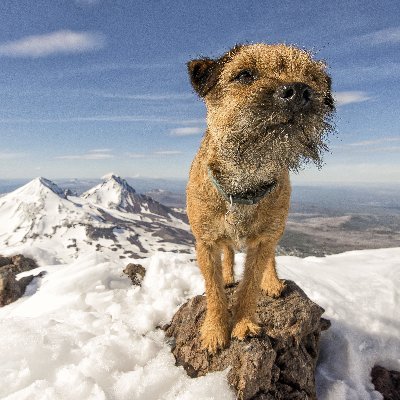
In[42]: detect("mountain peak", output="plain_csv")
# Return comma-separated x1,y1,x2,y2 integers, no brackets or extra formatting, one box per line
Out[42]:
15,177,65,198
101,173,134,191
82,175,139,211
82,175,185,221
105,174,135,192
101,172,119,181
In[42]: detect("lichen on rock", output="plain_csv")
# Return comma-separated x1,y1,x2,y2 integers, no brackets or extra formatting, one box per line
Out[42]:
0,254,40,306
123,263,146,286
164,280,329,400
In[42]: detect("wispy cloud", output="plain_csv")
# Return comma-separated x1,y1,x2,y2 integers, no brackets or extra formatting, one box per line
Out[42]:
332,136,400,154
126,153,146,158
0,30,105,58
356,27,400,45
341,145,400,154
74,0,100,6
0,152,25,160
334,91,371,106
334,62,400,83
63,115,188,123
0,115,206,125
58,62,173,78
154,150,183,155
348,137,400,147
170,126,204,136
125,151,183,158
88,148,113,153
293,162,400,184
97,92,193,101
56,149,113,160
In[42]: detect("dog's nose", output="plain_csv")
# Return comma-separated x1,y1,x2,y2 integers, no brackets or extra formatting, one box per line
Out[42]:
274,83,313,109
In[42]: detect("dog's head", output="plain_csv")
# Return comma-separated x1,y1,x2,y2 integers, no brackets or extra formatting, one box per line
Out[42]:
188,43,335,195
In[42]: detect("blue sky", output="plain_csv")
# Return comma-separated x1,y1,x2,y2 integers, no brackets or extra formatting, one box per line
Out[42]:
0,0,399,184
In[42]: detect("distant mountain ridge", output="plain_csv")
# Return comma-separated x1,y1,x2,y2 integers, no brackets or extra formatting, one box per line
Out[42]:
0,175,193,262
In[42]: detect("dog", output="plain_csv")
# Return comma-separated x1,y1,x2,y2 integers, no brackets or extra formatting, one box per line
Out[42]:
186,43,334,353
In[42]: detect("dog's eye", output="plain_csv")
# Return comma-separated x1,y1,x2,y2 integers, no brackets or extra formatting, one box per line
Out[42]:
233,70,255,84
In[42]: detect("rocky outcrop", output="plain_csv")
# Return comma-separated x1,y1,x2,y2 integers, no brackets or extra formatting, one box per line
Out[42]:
371,365,400,400
164,280,329,400
0,254,40,306
123,263,146,286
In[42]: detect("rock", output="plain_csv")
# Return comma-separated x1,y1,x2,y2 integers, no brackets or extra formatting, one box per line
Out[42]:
371,365,400,400
0,254,40,307
123,263,146,286
0,270,35,306
0,256,12,267
164,280,328,400
64,188,77,197
10,254,38,273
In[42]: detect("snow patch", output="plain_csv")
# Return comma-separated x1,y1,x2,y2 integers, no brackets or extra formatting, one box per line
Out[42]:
0,249,399,399
0,252,232,400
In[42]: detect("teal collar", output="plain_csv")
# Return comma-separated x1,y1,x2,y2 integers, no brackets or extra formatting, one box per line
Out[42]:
207,167,276,205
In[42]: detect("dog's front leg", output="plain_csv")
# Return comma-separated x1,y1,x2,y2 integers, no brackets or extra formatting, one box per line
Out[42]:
260,257,286,298
231,240,275,340
222,244,235,286
196,241,230,353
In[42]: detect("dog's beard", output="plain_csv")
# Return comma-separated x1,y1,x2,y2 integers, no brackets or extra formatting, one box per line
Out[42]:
209,101,335,194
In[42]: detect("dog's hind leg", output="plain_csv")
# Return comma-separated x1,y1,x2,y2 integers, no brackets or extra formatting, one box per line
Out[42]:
231,240,274,340
222,244,235,286
261,257,286,298
196,241,231,353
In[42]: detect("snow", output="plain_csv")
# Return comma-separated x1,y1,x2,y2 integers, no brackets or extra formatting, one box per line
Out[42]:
0,177,399,399
0,248,399,399
0,252,232,400
277,249,400,400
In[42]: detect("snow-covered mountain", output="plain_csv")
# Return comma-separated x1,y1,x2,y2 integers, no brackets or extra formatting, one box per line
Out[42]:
0,176,192,262
82,173,185,220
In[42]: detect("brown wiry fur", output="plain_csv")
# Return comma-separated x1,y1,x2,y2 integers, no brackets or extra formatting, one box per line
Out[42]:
186,43,334,353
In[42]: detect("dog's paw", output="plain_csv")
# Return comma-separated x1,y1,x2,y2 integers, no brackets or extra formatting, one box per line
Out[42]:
231,318,261,340
200,318,230,353
262,279,286,298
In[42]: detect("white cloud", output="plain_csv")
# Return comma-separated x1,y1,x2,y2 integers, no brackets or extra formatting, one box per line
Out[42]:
63,115,174,123
0,152,25,160
0,30,105,58
56,151,113,160
291,163,400,185
348,137,400,147
126,153,146,158
88,148,112,153
154,150,183,155
98,93,193,101
334,91,371,106
357,27,400,45
57,116,205,124
60,62,171,78
342,145,400,154
0,115,206,124
170,126,204,136
74,0,100,6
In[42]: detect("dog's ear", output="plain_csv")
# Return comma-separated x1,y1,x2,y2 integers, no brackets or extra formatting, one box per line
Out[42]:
187,58,219,97
324,76,335,110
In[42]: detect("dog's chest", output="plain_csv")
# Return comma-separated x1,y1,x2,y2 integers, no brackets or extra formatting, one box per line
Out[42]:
224,205,258,249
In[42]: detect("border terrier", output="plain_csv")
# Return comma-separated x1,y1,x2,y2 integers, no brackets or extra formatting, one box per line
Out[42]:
186,43,334,353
